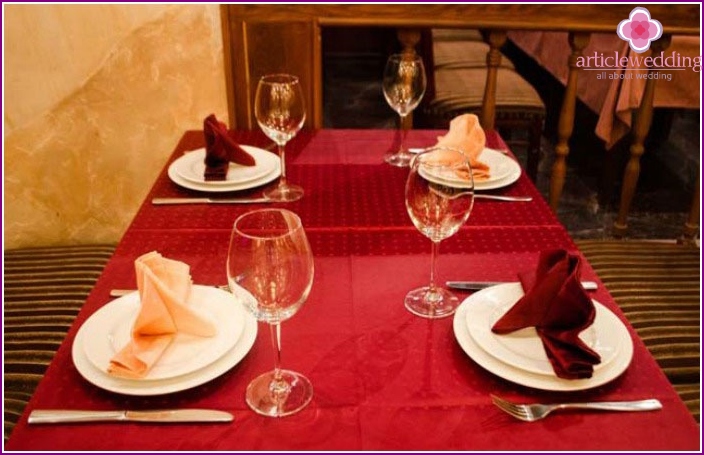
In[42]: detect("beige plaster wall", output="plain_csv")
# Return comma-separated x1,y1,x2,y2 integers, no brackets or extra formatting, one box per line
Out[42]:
4,4,228,249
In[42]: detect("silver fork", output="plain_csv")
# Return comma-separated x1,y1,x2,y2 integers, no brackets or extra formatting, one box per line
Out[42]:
490,395,662,422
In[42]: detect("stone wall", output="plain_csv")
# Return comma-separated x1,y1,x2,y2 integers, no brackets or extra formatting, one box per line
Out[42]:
4,4,228,248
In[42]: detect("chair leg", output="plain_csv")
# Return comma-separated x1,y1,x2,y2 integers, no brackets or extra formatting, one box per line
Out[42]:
680,174,699,245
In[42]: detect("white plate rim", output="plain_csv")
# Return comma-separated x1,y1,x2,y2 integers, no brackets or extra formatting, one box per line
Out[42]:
415,147,519,190
453,285,634,391
173,148,276,186
72,289,258,396
168,146,281,193
81,286,247,381
465,283,622,376
473,149,522,191
474,148,514,183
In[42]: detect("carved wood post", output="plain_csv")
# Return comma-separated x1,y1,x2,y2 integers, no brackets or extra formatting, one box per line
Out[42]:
613,35,671,236
480,30,507,130
681,174,700,243
549,32,590,211
396,28,422,130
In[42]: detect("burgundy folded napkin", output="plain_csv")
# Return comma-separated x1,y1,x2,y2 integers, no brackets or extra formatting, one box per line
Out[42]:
491,249,601,379
203,114,256,181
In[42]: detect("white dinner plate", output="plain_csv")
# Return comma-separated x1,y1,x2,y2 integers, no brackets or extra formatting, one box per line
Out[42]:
418,148,521,191
168,145,281,192
453,285,634,391
174,148,277,186
82,286,246,381
465,283,622,376
72,287,258,396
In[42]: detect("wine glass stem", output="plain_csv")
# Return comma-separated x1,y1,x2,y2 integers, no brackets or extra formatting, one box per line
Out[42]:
277,144,288,188
268,322,290,403
429,240,440,293
398,115,409,153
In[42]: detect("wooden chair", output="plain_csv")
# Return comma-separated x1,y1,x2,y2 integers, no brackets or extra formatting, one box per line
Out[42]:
418,29,546,181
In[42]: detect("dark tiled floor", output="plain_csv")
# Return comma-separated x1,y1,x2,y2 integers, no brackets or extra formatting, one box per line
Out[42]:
323,53,700,240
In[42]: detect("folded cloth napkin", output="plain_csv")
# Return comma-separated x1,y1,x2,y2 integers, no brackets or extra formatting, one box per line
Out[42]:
203,114,256,181
431,114,491,181
491,249,601,379
108,251,217,379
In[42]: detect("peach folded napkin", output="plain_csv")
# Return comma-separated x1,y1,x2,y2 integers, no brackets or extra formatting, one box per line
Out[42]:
203,114,256,181
108,252,217,379
432,114,491,181
491,249,601,379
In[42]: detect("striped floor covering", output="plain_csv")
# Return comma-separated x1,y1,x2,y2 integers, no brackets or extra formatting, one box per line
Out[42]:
577,240,700,423
3,244,115,442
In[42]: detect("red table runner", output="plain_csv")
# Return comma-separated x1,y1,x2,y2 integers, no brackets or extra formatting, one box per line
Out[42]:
6,130,699,451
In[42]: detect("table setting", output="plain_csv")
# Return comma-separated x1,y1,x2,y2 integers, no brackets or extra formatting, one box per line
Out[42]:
70,251,258,397
6,72,700,451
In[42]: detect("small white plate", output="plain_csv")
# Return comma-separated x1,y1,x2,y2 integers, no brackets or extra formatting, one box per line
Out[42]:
417,148,521,190
168,145,281,193
453,284,634,391
174,148,275,185
82,286,246,381
72,288,258,396
465,283,622,376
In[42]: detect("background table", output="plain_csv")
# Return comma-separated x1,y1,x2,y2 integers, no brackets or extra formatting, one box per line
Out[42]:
6,130,699,451
508,31,701,148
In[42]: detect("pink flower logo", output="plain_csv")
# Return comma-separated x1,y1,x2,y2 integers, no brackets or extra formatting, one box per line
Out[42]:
617,7,663,53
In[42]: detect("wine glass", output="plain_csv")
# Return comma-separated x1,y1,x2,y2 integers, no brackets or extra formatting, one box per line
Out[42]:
227,208,314,417
404,147,475,318
382,53,427,167
255,74,306,202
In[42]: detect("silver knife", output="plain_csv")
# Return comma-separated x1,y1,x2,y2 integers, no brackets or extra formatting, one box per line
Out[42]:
152,197,270,205
28,409,234,424
446,280,598,291
474,195,532,202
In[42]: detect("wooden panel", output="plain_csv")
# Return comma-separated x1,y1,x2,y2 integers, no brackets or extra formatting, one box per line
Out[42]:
224,9,318,129
226,4,700,34
223,4,699,130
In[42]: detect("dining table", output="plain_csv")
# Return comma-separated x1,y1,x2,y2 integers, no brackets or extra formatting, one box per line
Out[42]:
5,129,700,451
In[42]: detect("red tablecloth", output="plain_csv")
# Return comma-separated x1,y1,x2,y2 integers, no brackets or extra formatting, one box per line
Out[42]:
6,130,699,451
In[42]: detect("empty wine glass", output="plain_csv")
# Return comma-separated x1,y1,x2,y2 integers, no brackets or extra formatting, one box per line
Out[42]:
227,208,314,417
405,147,475,318
255,74,306,202
382,53,427,167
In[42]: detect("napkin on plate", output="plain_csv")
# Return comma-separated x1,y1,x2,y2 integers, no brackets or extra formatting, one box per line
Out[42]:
203,114,256,181
432,114,491,182
491,249,601,379
108,252,217,379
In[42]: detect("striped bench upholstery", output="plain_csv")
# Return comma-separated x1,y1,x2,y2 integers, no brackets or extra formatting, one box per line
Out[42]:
3,244,115,442
577,240,700,422
432,28,484,42
433,40,515,70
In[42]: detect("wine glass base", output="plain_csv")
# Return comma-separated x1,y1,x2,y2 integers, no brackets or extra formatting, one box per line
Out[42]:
385,152,412,167
246,369,313,417
263,184,304,202
404,286,460,319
